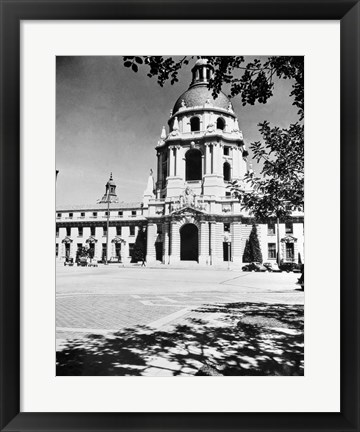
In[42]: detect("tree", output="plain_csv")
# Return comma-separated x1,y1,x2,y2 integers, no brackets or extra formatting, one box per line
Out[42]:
231,121,304,220
132,226,147,263
243,224,263,263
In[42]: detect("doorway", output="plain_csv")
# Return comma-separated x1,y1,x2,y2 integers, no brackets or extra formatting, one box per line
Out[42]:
180,224,198,261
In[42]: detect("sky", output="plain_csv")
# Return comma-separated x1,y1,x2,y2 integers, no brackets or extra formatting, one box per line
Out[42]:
56,56,299,206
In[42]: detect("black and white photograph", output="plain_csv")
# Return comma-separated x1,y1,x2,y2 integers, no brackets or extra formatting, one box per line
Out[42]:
56,55,304,377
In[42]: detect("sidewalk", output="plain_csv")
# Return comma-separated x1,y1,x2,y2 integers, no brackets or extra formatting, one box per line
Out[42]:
56,298,304,377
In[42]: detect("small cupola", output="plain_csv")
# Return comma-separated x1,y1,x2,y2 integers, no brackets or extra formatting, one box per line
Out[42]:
99,172,118,203
190,58,214,87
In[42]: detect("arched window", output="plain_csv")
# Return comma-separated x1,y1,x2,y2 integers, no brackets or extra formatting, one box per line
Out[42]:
186,149,202,181
190,117,200,132
223,162,231,181
217,117,226,130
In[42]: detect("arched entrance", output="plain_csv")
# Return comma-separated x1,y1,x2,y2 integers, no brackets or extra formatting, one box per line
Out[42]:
180,224,199,261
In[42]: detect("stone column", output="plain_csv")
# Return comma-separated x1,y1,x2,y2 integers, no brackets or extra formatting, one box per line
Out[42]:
209,221,223,265
199,221,209,265
146,223,157,263
111,241,116,260
169,221,180,264
203,66,207,81
70,228,77,260
201,154,205,178
175,146,182,177
59,227,66,260
157,152,161,189
231,222,242,266
218,144,224,176
211,222,223,265
123,226,130,264
169,146,175,176
95,227,102,261
163,222,169,264
212,143,222,176
231,147,237,179
205,144,211,174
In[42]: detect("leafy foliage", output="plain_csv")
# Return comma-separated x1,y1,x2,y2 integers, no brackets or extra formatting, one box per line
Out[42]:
242,224,263,263
76,246,94,261
122,55,303,119
231,121,304,220
132,226,147,262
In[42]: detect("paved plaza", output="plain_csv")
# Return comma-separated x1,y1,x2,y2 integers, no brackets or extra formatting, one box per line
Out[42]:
56,264,304,376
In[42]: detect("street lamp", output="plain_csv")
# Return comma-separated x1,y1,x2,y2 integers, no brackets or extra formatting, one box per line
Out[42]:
105,180,110,265
276,216,280,266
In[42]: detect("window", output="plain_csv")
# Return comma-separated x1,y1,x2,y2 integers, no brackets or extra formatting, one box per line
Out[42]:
92,212,97,218
105,211,109,216
190,116,200,132
157,224,163,234
56,227,59,237
102,243,107,261
57,213,61,218
225,191,231,197
285,221,293,234
78,227,83,237
103,227,107,236
268,243,276,259
217,117,225,130
66,227,71,236
131,210,136,217
223,162,231,181
116,226,122,236
224,223,230,232
129,226,135,236
223,147,229,156
81,212,85,217
286,243,295,261
69,212,73,219
56,244,59,257
118,211,123,217
185,149,202,181
268,222,275,235
90,226,95,236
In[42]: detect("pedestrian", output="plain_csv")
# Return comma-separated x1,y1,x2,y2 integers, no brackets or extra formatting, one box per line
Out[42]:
141,256,146,267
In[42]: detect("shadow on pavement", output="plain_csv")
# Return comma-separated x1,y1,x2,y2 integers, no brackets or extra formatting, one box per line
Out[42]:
56,302,304,376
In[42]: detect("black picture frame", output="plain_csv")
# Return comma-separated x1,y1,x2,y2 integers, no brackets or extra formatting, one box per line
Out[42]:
0,1,359,431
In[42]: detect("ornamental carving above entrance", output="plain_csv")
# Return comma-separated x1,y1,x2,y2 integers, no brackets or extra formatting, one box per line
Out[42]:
169,186,207,213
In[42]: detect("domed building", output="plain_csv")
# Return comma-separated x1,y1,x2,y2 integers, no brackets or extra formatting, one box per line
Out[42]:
56,59,304,267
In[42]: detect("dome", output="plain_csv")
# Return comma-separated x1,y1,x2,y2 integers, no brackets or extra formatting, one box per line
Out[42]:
194,58,209,67
173,86,231,114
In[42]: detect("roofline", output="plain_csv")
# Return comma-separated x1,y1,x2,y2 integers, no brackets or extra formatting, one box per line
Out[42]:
168,106,237,124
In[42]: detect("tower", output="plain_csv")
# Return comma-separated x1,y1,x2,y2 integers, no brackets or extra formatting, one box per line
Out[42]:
155,58,247,200
99,173,118,203
143,59,250,266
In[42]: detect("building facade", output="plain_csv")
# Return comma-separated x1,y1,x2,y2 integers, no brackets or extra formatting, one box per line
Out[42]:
56,59,304,267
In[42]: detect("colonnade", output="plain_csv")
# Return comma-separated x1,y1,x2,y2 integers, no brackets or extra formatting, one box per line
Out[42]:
146,220,243,265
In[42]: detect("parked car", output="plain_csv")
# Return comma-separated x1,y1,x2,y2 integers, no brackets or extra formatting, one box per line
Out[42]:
88,258,98,267
279,262,302,273
242,262,267,272
263,262,282,272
